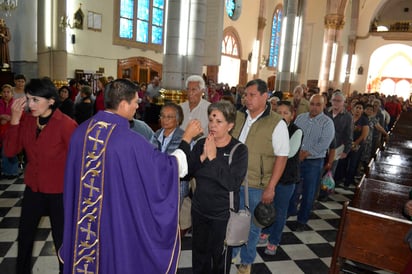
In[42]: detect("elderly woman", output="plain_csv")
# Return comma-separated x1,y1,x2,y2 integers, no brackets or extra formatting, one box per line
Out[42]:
152,102,189,204
4,78,77,274
179,100,248,274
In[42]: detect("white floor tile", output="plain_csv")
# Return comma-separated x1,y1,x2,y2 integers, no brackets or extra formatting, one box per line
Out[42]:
281,244,318,260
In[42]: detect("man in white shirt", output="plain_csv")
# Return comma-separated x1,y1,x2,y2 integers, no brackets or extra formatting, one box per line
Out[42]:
231,79,289,274
180,75,210,135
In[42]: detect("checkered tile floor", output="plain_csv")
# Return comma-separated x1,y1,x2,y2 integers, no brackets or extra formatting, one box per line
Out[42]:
0,175,393,274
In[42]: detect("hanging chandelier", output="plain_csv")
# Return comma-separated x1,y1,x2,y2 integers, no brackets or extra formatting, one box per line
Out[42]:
0,0,18,16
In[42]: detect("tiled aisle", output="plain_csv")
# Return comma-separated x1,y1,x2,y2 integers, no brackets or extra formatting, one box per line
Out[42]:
0,175,393,274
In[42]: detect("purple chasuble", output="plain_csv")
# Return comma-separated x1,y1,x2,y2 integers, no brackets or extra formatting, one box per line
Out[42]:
60,111,180,274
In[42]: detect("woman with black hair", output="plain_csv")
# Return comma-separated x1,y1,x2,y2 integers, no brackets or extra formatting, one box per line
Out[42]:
58,85,74,118
74,85,94,124
4,77,77,274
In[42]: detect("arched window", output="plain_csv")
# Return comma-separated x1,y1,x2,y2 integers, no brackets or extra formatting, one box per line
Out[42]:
114,0,165,51
268,6,283,68
222,33,239,57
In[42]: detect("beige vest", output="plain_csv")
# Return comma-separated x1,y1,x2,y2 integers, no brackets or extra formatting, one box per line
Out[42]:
232,109,282,189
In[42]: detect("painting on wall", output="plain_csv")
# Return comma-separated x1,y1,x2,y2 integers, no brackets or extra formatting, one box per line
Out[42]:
74,6,84,29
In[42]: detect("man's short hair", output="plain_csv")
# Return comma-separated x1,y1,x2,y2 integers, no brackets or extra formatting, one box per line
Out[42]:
332,91,345,100
185,75,205,90
104,79,138,110
245,79,267,95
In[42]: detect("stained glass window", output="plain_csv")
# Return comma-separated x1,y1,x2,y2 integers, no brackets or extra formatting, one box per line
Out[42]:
118,0,165,49
268,7,283,68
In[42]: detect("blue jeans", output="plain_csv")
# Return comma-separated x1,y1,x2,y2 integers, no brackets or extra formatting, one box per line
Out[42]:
345,146,364,186
294,158,324,225
1,147,19,176
232,186,263,265
262,183,295,246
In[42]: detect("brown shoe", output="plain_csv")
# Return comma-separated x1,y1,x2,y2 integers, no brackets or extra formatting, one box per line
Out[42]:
237,264,251,274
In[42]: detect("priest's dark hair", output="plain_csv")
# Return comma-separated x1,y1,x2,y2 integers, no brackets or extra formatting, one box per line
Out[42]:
104,78,139,110
25,77,60,110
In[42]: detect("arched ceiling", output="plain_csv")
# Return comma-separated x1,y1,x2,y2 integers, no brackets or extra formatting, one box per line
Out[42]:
375,0,412,24
358,0,411,36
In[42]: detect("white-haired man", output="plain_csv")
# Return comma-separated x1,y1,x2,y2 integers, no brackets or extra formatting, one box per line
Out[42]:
180,75,211,135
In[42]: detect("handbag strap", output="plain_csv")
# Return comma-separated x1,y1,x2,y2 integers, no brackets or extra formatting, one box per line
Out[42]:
228,143,249,211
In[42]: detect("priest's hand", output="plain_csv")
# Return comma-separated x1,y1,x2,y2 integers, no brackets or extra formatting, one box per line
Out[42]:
182,119,203,143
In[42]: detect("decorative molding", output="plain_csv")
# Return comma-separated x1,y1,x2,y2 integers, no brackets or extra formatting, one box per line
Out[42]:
370,31,412,41
324,14,345,30
258,16,266,30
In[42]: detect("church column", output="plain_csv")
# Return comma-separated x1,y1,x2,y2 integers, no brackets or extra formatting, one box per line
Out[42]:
342,0,360,96
162,0,185,89
163,0,220,90
275,0,299,93
294,0,308,89
37,0,68,81
317,0,349,93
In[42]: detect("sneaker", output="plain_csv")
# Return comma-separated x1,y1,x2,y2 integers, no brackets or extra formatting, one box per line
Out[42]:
264,243,277,255
258,233,269,245
237,264,251,274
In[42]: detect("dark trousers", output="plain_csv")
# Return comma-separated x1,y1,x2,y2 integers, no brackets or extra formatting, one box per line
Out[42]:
191,209,232,274
17,186,64,274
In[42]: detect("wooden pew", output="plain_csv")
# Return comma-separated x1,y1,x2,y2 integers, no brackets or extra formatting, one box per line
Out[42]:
329,178,412,273
367,157,412,187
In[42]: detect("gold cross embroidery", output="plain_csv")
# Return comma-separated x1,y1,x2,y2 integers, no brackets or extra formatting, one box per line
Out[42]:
84,177,100,198
88,129,103,151
77,263,94,274
80,222,96,241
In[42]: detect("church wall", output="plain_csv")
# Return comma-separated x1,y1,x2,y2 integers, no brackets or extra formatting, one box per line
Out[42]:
222,0,260,81
65,0,162,79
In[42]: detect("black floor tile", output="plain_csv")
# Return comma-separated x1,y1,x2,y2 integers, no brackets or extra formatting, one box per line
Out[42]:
316,230,338,243
0,242,13,257
0,191,23,198
280,231,304,245
295,258,330,274
307,243,335,258
0,257,17,274
34,228,51,241
0,207,10,217
0,217,20,229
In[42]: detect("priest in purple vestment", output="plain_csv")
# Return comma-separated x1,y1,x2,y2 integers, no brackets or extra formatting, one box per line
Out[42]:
60,79,200,274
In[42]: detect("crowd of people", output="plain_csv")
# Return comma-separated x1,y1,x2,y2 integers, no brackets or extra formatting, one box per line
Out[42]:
0,72,410,274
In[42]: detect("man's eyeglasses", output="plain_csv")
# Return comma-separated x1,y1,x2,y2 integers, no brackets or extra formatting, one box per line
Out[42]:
159,115,176,120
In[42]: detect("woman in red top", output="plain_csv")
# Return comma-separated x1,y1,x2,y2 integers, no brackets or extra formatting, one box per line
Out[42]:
4,78,77,274
0,84,19,178
94,76,108,113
